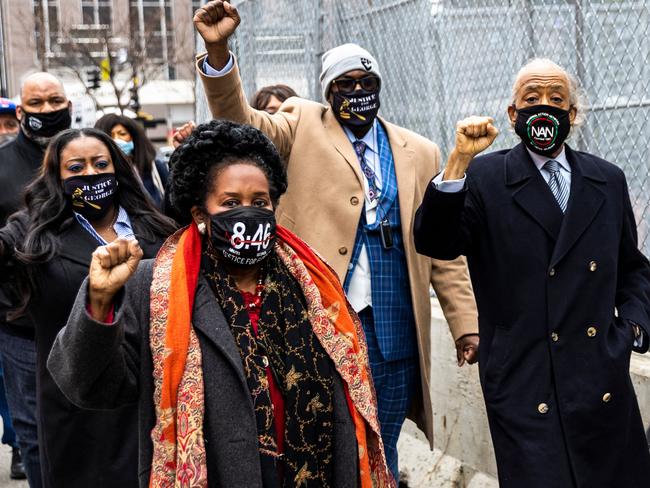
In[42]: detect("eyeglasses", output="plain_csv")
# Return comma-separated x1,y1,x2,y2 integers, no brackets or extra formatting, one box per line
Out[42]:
332,76,381,94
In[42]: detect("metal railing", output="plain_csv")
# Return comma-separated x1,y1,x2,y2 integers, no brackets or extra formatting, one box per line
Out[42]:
196,0,650,253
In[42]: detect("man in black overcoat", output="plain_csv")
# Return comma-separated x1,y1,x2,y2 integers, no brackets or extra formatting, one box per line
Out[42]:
0,72,73,487
414,58,650,487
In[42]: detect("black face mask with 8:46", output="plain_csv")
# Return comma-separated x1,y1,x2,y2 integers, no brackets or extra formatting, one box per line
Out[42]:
208,207,277,266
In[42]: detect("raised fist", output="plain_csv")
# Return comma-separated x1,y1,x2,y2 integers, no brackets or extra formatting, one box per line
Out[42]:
193,1,241,46
88,239,143,318
172,121,196,148
455,116,499,158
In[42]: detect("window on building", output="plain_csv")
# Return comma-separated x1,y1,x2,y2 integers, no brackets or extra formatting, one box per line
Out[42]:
129,0,174,78
81,0,113,26
32,0,60,57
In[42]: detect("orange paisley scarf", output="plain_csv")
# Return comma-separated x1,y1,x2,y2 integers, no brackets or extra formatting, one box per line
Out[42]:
148,223,394,488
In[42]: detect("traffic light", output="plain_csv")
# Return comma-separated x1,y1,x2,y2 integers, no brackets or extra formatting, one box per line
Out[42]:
86,68,101,90
128,83,140,112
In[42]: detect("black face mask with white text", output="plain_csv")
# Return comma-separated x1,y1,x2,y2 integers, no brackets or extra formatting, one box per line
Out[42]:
208,207,277,266
514,104,571,156
21,106,72,141
63,173,117,221
331,89,380,133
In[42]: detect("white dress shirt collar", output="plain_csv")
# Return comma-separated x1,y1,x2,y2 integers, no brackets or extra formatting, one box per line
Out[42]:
343,120,379,155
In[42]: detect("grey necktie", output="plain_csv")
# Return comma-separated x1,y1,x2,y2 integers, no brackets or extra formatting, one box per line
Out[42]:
543,160,569,213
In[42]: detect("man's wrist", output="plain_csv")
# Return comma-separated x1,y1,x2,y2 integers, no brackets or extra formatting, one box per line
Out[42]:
205,41,230,70
456,332,479,342
445,149,472,180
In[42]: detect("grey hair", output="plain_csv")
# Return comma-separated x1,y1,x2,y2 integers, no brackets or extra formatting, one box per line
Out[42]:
510,58,587,127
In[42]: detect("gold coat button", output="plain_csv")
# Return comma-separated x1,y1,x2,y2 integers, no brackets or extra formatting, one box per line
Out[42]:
587,326,597,337
551,332,559,342
350,196,359,206
602,392,612,403
549,268,556,277
338,246,348,255
538,403,549,414
589,261,598,272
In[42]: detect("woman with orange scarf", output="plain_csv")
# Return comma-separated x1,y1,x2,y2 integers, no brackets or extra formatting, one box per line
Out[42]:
48,120,394,488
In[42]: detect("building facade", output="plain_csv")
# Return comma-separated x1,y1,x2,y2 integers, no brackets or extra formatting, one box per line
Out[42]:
0,0,199,98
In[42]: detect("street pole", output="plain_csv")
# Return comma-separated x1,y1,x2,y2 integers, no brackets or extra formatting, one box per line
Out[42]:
0,0,8,97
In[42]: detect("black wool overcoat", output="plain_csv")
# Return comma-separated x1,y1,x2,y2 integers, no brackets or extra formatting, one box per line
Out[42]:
414,143,650,488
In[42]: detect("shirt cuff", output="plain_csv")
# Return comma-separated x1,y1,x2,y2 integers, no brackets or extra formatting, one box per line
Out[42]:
86,303,115,325
432,170,466,193
634,329,645,348
202,53,235,77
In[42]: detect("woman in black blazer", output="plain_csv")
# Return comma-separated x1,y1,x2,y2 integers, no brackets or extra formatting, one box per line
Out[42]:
0,128,177,488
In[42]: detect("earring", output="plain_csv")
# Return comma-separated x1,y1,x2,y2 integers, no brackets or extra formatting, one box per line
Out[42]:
197,222,206,235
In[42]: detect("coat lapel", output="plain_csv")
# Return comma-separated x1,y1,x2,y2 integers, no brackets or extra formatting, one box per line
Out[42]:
549,146,606,267
505,143,564,241
323,107,364,189
57,221,101,267
130,219,164,259
57,217,164,267
381,119,416,234
191,276,248,390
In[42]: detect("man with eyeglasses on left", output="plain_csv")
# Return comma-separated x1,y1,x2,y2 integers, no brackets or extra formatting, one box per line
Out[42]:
192,1,479,481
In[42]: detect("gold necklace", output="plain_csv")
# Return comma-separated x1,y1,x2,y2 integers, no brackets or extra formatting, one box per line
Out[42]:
96,208,119,234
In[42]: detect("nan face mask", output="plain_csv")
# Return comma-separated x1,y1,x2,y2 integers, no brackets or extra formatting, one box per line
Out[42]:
514,104,571,156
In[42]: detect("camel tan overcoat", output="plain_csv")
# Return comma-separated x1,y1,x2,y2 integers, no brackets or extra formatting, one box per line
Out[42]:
196,54,478,445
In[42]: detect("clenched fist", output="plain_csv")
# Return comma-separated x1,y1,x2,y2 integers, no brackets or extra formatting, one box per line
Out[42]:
444,116,499,180
88,238,143,321
194,1,240,46
172,121,196,148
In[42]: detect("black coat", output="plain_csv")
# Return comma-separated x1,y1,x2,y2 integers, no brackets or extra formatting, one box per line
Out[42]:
0,213,165,488
414,143,650,487
0,131,45,337
0,131,43,225
47,259,360,488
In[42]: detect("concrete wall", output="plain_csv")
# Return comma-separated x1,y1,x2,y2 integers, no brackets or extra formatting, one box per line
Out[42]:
397,298,650,487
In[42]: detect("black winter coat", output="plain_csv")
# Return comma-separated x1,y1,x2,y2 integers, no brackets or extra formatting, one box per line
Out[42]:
414,143,650,487
0,213,166,488
0,131,44,337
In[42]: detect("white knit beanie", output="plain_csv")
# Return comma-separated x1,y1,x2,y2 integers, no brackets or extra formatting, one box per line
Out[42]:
319,43,381,101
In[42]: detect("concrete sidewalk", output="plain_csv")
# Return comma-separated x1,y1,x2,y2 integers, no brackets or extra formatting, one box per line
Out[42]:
0,444,27,488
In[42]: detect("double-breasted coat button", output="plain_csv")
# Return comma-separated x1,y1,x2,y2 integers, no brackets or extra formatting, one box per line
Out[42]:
589,261,598,272
551,332,559,342
587,326,597,337
538,403,549,414
350,196,359,206
549,268,556,277
603,392,612,403
338,247,348,255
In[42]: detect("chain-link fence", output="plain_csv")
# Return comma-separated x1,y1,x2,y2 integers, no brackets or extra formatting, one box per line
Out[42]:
196,0,650,253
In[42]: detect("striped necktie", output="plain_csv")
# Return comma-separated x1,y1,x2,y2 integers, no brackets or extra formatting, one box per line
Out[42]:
352,140,380,202
543,160,569,213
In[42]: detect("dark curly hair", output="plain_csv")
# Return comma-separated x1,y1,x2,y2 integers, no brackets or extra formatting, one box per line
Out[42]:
168,120,287,223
